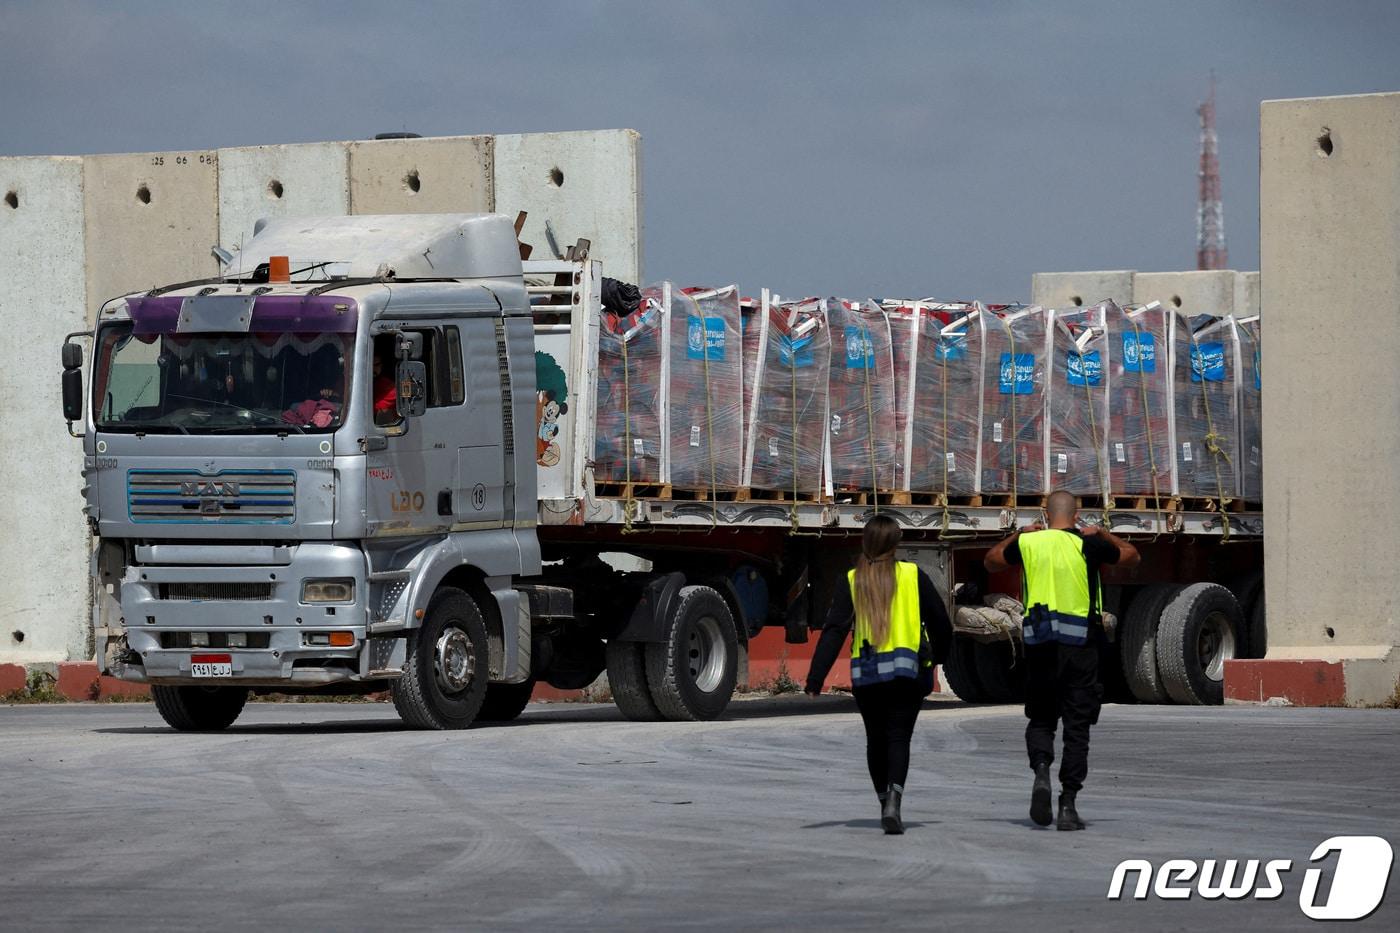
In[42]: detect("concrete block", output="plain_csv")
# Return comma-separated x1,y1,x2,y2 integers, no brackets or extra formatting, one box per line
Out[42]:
83,150,220,315
495,129,642,285
1030,270,1134,308
1259,91,1400,700
218,142,349,258
1132,270,1237,316
0,156,91,663
348,135,492,215
1234,271,1261,319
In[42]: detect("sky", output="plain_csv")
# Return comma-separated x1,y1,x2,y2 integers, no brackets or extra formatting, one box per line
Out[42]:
2,0,1398,300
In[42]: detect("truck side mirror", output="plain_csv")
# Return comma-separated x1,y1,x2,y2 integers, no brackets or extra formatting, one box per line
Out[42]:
396,360,428,418
61,342,84,422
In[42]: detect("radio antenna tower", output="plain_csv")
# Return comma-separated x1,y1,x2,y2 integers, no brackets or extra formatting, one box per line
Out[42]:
1196,72,1227,270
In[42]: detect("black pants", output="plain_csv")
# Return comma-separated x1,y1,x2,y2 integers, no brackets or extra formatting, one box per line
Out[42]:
852,678,925,793
1024,641,1102,795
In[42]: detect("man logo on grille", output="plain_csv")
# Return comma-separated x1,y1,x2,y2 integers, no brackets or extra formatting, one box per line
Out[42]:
181,482,240,497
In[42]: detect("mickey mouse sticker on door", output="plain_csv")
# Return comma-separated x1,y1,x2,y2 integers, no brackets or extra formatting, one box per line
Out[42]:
535,351,569,467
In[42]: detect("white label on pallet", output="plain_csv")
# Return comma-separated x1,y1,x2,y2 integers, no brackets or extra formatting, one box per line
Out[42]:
1250,445,1260,467
768,437,780,459
633,438,645,457
690,425,701,448
1182,442,1193,462
1057,453,1068,473
946,452,956,472
993,421,1003,443
830,413,842,436
1115,442,1126,463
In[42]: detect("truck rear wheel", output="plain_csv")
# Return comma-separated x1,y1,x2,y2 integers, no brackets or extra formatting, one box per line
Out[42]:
644,585,738,721
606,641,662,721
1227,572,1266,659
151,685,248,731
392,587,490,730
972,640,1025,703
1119,583,1180,704
1156,583,1242,706
477,679,536,722
941,636,987,703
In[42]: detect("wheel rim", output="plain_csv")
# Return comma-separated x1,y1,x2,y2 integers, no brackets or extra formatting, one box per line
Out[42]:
1198,610,1236,682
688,615,726,694
434,627,475,694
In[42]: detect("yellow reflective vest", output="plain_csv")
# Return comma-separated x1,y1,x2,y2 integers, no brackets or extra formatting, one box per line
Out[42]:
1018,529,1102,646
847,561,927,685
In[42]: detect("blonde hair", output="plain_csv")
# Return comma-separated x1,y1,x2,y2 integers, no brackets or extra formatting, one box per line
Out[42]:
854,515,902,646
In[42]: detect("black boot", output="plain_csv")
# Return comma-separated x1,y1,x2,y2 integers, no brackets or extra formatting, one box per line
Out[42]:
1056,793,1085,831
1030,763,1053,826
881,784,905,835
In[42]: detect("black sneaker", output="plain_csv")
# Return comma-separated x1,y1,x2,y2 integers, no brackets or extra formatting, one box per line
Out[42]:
1030,764,1053,826
1056,793,1085,831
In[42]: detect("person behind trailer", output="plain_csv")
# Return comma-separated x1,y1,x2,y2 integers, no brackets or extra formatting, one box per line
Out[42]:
804,515,952,835
982,490,1140,831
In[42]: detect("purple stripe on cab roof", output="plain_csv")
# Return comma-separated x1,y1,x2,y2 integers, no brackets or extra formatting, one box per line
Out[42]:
127,295,358,335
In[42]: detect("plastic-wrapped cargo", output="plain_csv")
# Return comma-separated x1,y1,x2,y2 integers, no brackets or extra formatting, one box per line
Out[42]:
980,306,1048,496
1046,303,1111,497
825,299,898,492
740,293,764,469
594,288,665,484
1171,312,1243,500
743,297,831,497
673,284,744,490
1106,301,1174,498
1236,315,1263,503
887,301,984,496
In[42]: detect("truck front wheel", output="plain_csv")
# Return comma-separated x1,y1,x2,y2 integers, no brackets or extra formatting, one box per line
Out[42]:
644,585,738,721
392,587,490,729
151,685,248,731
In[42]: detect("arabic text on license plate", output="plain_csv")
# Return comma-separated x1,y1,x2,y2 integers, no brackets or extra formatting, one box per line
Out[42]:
191,654,233,677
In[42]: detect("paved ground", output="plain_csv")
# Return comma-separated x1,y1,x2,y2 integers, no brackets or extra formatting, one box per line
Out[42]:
1,697,1396,931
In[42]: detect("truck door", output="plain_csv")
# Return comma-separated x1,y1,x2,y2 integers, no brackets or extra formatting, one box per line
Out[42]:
452,318,506,528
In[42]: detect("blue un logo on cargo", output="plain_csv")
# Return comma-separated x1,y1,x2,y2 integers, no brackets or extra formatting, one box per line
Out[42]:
1190,342,1227,383
686,315,726,361
1067,350,1103,386
845,326,875,370
999,353,1035,394
1122,332,1156,373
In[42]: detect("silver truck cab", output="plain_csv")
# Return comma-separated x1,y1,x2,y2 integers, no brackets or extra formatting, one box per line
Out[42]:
68,214,545,729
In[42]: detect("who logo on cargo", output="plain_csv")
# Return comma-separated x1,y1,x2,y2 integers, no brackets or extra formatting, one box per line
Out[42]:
1106,835,1393,921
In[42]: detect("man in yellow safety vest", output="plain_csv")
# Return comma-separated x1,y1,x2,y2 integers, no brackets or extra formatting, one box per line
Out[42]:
984,490,1140,830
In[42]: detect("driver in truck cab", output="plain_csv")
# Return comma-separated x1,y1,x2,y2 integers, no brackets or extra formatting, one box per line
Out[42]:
372,340,397,423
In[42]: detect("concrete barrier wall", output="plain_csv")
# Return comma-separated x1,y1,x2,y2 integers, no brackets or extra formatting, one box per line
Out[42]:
1132,269,1238,316
1030,270,1134,308
0,157,92,662
495,129,643,284
348,136,493,214
83,151,220,317
219,143,350,258
1234,270,1261,319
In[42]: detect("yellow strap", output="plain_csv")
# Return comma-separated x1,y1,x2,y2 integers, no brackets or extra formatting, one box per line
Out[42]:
1129,315,1165,539
1075,332,1111,527
1193,337,1234,542
860,320,879,514
620,330,636,534
698,304,718,531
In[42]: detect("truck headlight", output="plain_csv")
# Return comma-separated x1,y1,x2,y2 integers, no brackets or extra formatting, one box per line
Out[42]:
301,579,355,604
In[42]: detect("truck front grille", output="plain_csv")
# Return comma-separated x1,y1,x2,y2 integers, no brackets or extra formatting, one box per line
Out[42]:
127,470,296,524
159,632,272,649
158,582,276,601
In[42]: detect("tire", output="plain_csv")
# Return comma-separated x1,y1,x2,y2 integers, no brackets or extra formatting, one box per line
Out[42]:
151,685,248,731
941,636,987,702
972,639,1025,703
606,640,662,721
476,679,535,722
644,585,739,721
1227,572,1265,659
1156,583,1243,706
392,587,491,730
1119,583,1181,704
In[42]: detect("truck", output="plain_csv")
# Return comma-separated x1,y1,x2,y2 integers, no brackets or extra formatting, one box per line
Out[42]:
59,213,1264,730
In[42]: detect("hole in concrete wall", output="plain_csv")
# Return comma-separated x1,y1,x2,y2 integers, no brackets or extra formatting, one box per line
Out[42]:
267,179,284,200
11,630,23,644
3,191,16,210
136,184,152,205
548,166,565,187
1069,295,1083,306
1316,128,1334,158
404,169,421,194
1170,295,1183,308
1325,626,1336,639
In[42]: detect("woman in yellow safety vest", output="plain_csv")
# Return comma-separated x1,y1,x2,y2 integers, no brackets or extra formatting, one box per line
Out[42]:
805,515,952,834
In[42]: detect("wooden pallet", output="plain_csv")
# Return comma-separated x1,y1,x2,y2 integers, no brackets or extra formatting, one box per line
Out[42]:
830,489,910,506
668,485,744,502
594,482,670,500
735,486,827,504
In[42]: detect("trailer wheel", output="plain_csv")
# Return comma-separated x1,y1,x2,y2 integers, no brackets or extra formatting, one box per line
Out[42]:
476,679,536,723
644,585,738,721
972,640,1025,703
1227,572,1265,659
606,641,662,721
392,587,490,730
1119,583,1181,704
151,685,248,731
1156,583,1242,706
941,636,987,703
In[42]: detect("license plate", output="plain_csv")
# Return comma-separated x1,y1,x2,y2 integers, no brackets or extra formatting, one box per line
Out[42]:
191,653,233,677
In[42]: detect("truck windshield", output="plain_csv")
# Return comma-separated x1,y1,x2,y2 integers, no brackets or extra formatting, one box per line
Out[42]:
92,324,352,434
